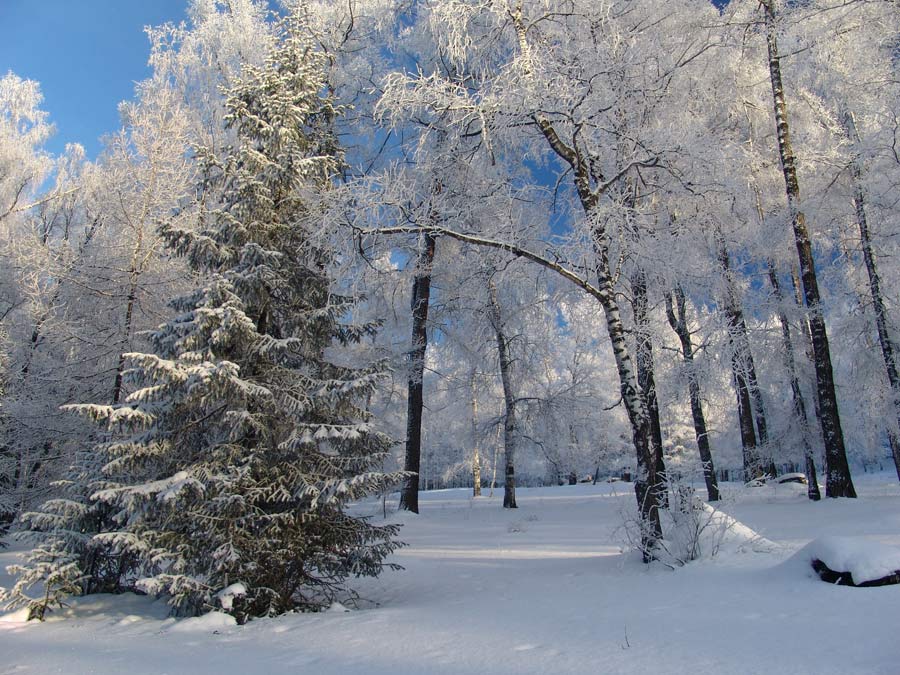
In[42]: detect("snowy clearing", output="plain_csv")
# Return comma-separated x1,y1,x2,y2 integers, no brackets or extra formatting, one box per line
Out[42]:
2,475,900,674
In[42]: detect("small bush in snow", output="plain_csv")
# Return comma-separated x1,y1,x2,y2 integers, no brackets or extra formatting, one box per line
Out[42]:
618,475,753,567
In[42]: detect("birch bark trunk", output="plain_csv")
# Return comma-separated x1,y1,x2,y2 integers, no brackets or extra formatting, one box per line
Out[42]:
761,0,856,497
510,6,661,551
470,370,483,497
488,281,517,509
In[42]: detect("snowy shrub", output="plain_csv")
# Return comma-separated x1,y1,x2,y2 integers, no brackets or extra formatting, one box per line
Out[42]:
618,474,767,566
655,483,731,565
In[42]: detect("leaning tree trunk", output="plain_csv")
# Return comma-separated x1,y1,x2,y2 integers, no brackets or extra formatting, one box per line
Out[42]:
767,261,821,500
399,232,437,513
488,281,517,509
762,0,856,497
665,286,720,501
591,237,662,554
843,112,900,481
511,7,662,553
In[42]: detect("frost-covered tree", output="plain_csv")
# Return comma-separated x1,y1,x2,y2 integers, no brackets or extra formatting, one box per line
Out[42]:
5,16,403,622
0,72,54,225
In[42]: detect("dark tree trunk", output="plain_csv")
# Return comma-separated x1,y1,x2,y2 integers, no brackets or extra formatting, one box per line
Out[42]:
665,287,720,501
399,232,436,513
716,236,766,479
631,267,668,507
747,360,776,478
762,0,856,497
734,364,760,480
843,112,900,482
488,281,517,509
768,262,821,500
111,276,139,405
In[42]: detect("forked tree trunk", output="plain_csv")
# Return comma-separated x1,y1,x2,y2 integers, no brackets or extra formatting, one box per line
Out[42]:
488,281,517,509
843,112,900,482
767,261,821,500
399,232,437,513
762,0,856,497
591,239,661,553
665,287,720,501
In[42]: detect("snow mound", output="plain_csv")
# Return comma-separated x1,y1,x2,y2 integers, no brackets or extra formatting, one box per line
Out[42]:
656,499,776,566
0,607,31,623
797,536,900,585
167,611,236,633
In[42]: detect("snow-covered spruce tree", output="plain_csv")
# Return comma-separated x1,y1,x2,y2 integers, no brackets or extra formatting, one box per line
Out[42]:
8,16,404,622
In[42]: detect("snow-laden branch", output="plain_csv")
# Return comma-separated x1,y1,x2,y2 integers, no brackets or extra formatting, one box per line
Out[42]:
355,224,606,304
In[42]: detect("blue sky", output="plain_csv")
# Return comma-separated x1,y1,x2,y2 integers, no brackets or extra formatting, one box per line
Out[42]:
0,0,189,158
2,0,730,161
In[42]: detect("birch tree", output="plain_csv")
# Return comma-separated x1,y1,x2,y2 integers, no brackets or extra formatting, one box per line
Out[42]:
750,0,856,496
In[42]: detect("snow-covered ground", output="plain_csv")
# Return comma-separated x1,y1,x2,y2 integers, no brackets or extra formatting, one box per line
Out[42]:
2,475,900,674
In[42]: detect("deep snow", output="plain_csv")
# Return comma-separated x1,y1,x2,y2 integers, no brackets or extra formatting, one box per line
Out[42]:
2,475,899,674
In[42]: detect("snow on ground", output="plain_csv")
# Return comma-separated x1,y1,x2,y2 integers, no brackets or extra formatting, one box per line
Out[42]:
2,474,900,674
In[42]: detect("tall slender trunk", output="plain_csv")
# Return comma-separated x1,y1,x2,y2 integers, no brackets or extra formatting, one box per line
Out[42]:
733,357,760,479
767,262,821,500
399,232,436,513
470,371,482,497
716,234,767,479
488,281,517,509
793,268,827,444
843,112,900,481
489,424,500,498
762,0,855,497
664,286,720,501
111,276,139,405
